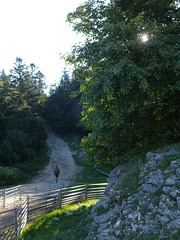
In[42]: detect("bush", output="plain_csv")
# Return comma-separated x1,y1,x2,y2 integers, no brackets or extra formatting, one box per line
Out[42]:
15,146,50,178
0,146,49,187
0,166,27,186
0,129,34,166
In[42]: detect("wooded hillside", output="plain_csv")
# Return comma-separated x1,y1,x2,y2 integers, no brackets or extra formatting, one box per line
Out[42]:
0,58,47,166
0,58,82,186
0,0,179,185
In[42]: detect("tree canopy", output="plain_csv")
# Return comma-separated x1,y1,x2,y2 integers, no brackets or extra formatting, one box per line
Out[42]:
0,58,47,166
43,69,82,134
66,0,180,166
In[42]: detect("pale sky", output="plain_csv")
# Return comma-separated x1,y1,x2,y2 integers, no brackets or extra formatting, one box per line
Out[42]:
0,0,86,88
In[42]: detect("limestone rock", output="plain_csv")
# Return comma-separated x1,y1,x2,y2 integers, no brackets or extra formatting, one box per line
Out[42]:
166,176,177,186
52,218,59,222
86,148,180,240
66,212,73,216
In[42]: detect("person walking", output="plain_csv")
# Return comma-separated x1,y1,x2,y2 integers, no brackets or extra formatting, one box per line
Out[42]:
54,166,60,183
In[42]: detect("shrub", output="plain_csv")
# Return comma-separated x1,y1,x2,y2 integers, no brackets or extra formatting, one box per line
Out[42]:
0,129,34,166
0,166,27,186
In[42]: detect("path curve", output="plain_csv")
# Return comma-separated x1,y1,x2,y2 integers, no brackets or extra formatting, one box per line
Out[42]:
31,131,83,187
0,132,83,209
19,132,83,196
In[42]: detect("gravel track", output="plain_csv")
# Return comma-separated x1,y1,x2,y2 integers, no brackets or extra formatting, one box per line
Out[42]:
29,131,83,188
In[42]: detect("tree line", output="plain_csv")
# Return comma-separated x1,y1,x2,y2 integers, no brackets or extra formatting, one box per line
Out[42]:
43,68,82,135
0,58,81,185
0,58,47,166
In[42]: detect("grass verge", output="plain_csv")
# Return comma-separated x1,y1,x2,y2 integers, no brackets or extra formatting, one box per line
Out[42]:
20,199,98,240
61,134,111,184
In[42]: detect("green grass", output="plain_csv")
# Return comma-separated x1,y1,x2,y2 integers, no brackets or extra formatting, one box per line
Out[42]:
60,134,111,184
72,153,111,184
109,160,143,205
20,199,98,240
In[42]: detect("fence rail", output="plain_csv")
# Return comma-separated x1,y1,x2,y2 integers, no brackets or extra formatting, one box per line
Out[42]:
0,184,69,209
0,185,22,209
0,183,107,240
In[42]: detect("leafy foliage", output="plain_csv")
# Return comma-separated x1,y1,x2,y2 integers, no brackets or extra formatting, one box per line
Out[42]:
0,129,33,166
0,166,27,186
43,69,82,134
0,58,47,172
66,0,180,166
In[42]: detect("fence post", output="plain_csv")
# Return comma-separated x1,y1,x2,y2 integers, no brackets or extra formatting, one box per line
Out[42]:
59,189,62,208
19,185,22,201
85,184,88,200
35,186,38,194
26,195,29,222
14,208,18,239
3,189,6,208
14,187,17,204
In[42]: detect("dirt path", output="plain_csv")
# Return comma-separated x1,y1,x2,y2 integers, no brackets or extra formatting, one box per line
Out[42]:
23,132,83,191
0,132,83,210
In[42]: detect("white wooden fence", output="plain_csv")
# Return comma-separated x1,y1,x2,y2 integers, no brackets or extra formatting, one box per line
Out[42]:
0,183,107,240
0,184,68,209
0,185,22,209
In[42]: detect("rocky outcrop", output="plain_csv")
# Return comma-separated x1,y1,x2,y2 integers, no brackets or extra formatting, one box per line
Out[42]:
86,149,180,240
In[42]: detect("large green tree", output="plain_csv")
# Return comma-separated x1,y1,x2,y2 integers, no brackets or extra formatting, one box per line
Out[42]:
0,58,47,166
43,69,82,134
9,58,46,114
66,0,180,166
